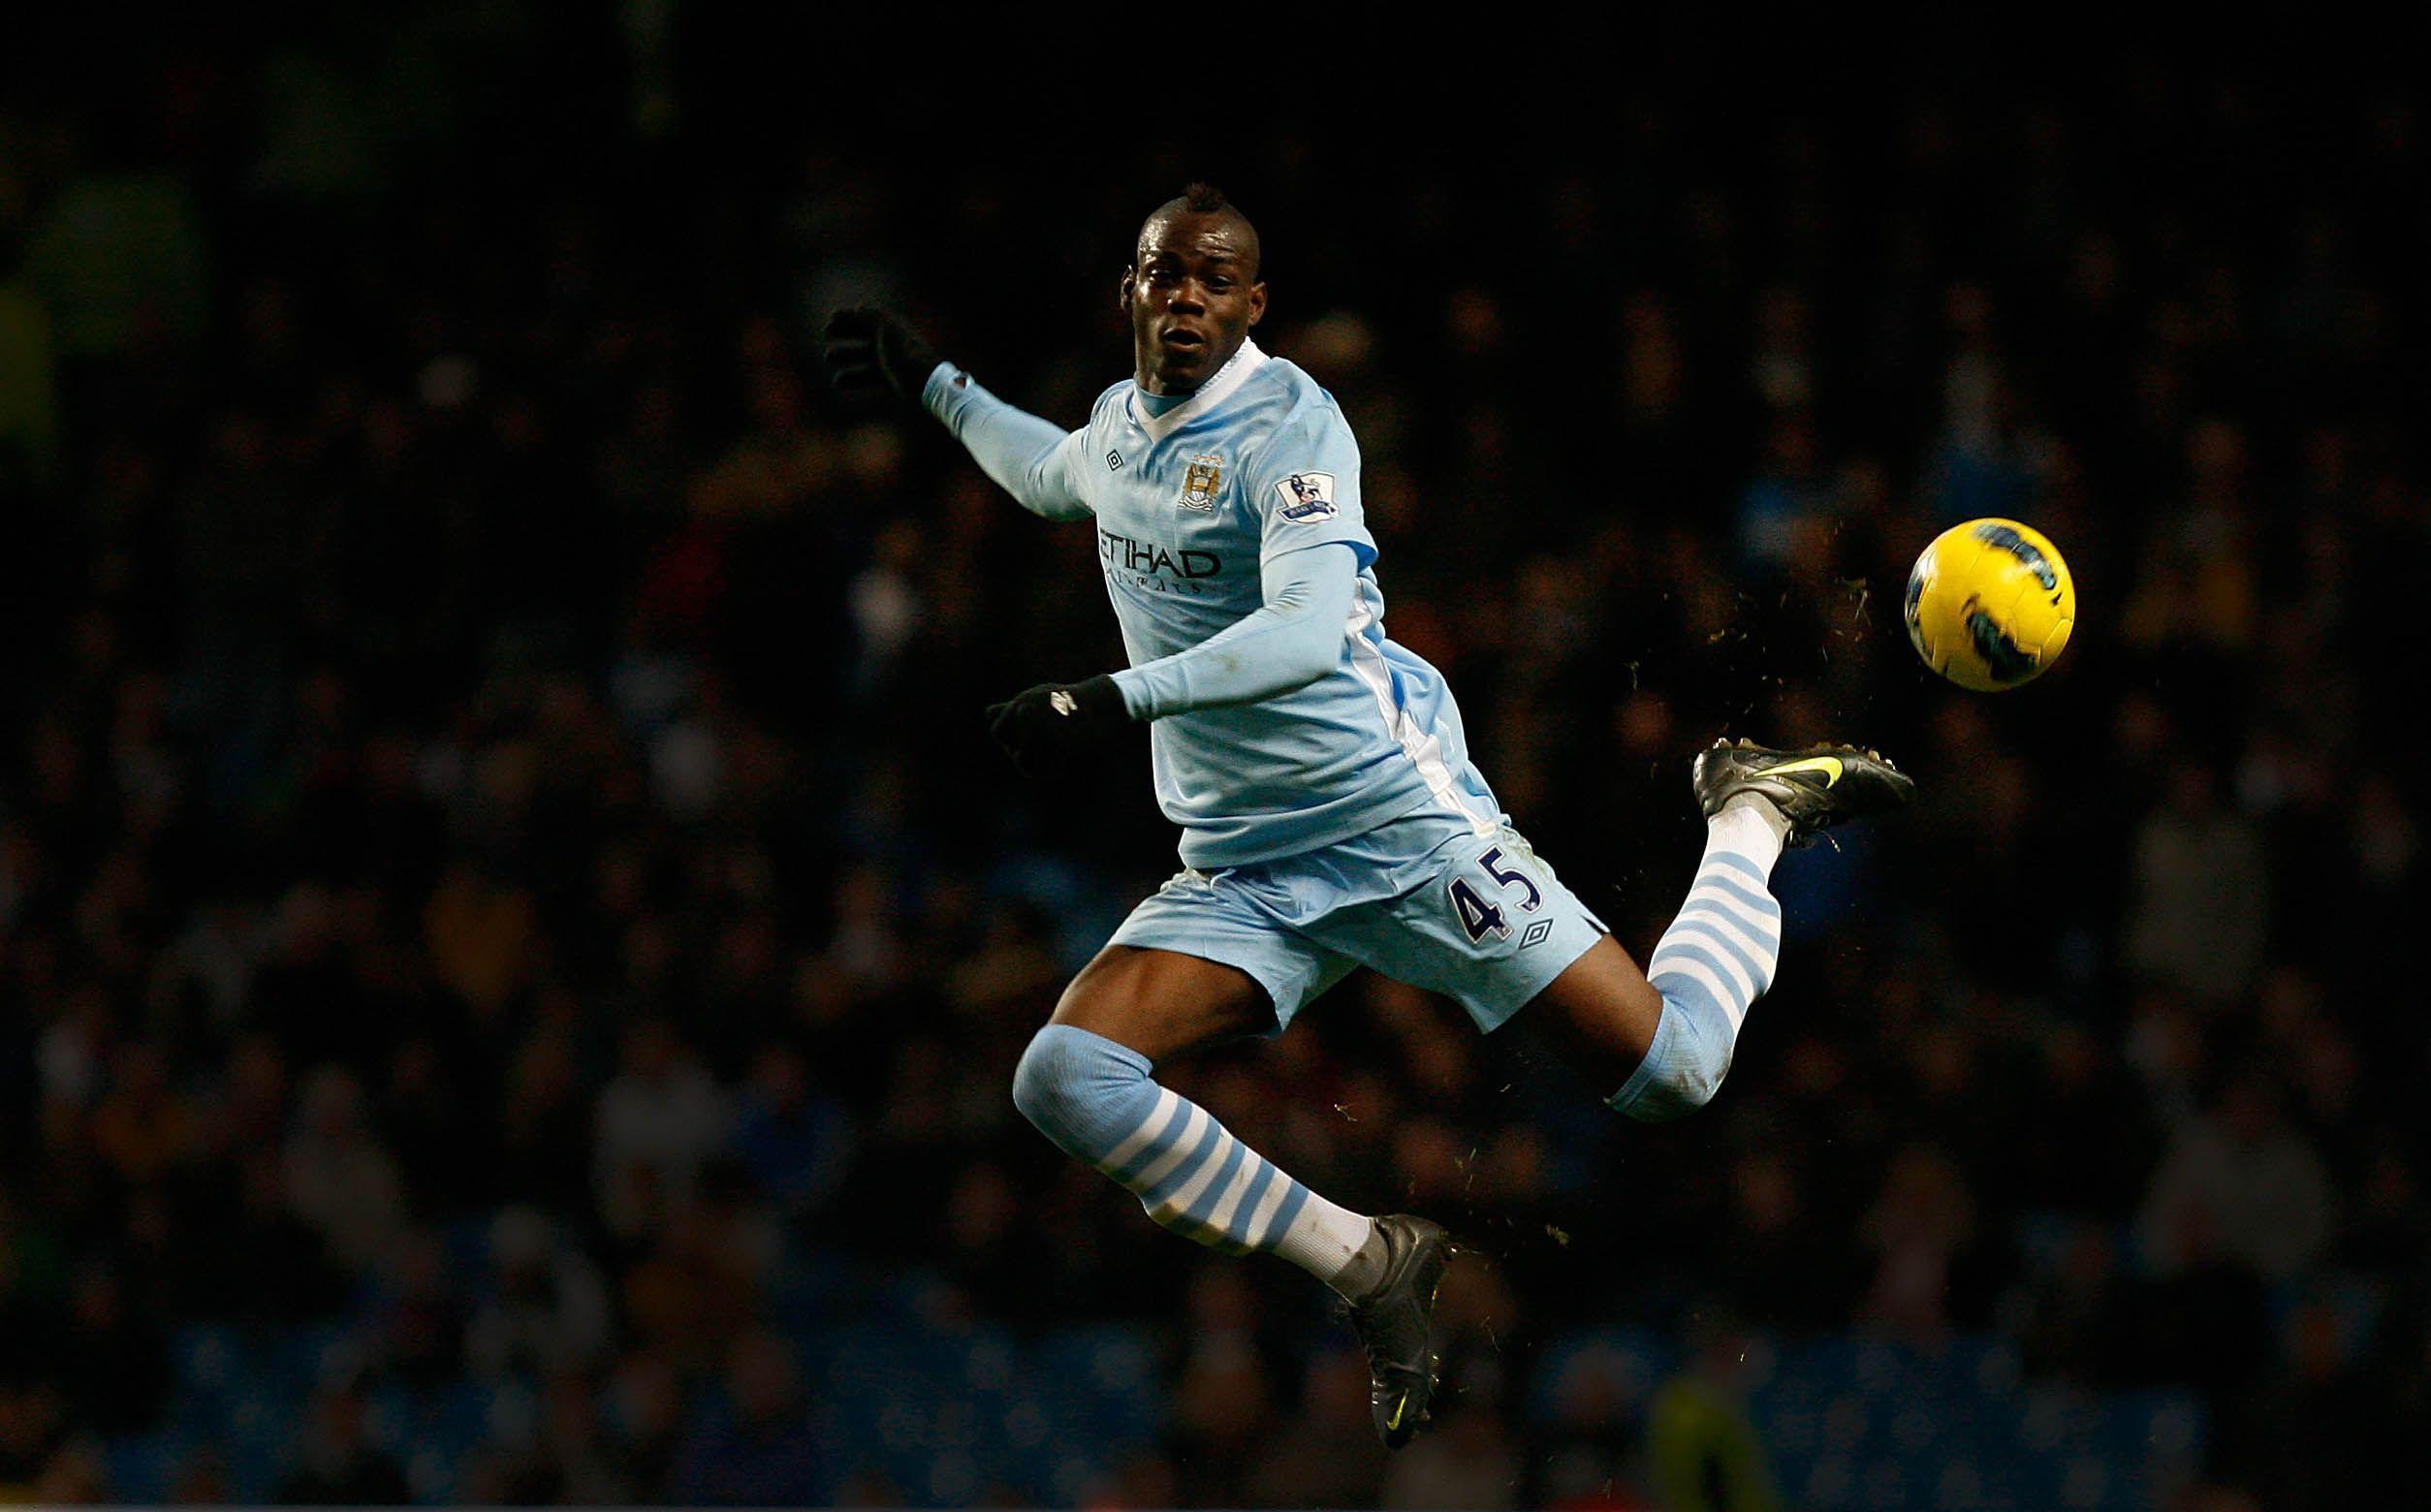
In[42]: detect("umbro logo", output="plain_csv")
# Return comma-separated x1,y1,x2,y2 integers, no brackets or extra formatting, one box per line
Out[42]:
1107,451,1124,471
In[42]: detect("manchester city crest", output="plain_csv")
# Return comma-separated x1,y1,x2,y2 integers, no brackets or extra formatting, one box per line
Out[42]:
1180,455,1222,512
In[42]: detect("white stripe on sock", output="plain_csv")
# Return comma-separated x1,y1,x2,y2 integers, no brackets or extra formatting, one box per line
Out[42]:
1098,1087,1182,1174
1677,910,1781,979
1129,1104,1208,1192
1151,1130,1240,1223
1244,1162,1296,1246
1205,1151,1266,1240
1661,929,1758,1006
1685,883,1783,938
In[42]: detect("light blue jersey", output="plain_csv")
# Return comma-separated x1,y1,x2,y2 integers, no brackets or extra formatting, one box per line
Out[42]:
931,340,1500,869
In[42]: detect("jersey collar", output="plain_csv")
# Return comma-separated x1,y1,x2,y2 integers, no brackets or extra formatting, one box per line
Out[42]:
1126,338,1270,444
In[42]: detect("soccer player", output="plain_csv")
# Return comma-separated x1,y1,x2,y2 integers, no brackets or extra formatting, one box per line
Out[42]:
822,184,1912,1448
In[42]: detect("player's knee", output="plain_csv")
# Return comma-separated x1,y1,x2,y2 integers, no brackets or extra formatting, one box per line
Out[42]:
1010,1024,1083,1132
1606,1001,1733,1122
1633,1049,1731,1121
1617,1059,1730,1122
1012,1023,1152,1150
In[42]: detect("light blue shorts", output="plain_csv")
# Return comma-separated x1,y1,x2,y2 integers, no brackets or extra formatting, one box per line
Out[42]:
1109,807,1608,1034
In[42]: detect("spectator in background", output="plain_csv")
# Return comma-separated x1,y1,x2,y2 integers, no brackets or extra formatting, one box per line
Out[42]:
371,1229,466,1393
2019,1219,2141,1385
281,1066,408,1276
2124,763,2270,1003
598,1347,685,1500
0,275,60,485
18,161,207,360
1735,413,1826,577
272,1378,408,1506
2241,1298,2386,1510
176,1148,348,1324
1859,1143,1992,1340
495,1023,591,1213
2140,1069,2335,1283
56,1259,168,1434
423,858,536,1020
666,1329,820,1505
593,1018,731,1240
1381,1404,1525,1511
1531,1339,1658,1509
1243,1346,1388,1509
729,1042,853,1224
535,1368,630,1504
1165,1266,1279,1508
465,1206,612,1382
1921,283,2038,528
1647,1310,1781,1512
89,1039,190,1191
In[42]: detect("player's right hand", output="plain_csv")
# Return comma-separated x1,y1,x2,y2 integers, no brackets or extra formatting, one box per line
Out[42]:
821,307,940,409
986,675,1129,778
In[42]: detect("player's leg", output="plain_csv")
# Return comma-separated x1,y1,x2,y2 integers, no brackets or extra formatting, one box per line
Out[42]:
1006,877,1451,1448
1007,904,1389,1293
1041,942,1276,1062
1514,739,1914,1118
1507,933,1667,1093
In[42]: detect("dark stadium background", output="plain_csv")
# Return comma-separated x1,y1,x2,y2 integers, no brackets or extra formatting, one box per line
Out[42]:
2,12,2424,1510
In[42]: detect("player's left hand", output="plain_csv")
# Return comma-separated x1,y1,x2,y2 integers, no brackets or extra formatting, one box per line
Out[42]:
821,306,940,409
986,676,1129,776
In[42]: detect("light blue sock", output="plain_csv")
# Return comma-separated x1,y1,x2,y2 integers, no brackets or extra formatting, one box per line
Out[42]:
1610,803,1785,1120
1012,1024,1375,1284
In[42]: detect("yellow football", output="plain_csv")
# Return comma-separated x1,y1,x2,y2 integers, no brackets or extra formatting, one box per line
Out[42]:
1903,519,2076,691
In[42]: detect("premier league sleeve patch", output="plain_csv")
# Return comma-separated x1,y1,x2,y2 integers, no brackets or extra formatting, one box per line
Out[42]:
1273,472,1340,523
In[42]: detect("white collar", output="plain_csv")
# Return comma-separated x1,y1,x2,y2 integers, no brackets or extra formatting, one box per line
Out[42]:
1126,339,1269,443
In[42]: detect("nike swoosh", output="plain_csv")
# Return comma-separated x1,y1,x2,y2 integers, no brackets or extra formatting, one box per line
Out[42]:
1762,755,1844,785
1385,1396,1406,1433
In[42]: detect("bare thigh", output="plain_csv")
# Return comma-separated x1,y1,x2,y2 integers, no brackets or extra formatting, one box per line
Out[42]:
1503,933,1668,1094
1051,945,1277,1067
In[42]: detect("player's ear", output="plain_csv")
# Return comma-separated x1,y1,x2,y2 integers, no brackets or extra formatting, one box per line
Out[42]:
1247,281,1268,328
1118,267,1136,314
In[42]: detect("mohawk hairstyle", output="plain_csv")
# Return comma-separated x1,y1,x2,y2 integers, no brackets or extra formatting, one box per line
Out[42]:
1138,182,1262,279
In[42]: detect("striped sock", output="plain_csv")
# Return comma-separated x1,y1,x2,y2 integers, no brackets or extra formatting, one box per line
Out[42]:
1609,802,1786,1120
1013,1024,1375,1288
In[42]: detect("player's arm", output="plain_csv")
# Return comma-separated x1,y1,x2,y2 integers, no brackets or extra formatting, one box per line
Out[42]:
1112,544,1356,717
983,546,1355,775
924,365,1090,521
821,307,1089,521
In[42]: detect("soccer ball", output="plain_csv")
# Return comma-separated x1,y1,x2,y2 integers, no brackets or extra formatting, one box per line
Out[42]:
1903,519,2076,691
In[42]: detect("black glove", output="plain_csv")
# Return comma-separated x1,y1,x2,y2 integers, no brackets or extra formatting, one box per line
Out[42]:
986,675,1130,776
821,306,941,409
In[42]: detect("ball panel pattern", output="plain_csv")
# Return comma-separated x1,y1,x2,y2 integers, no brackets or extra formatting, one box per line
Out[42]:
1903,518,2075,690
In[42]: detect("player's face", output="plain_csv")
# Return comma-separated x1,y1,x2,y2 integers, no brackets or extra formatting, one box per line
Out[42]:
1121,213,1266,395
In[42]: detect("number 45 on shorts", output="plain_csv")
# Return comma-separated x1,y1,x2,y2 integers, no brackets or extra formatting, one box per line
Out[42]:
1448,844,1549,946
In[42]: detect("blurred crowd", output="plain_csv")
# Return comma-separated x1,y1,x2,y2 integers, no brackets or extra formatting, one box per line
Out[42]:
1,13,2427,1510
